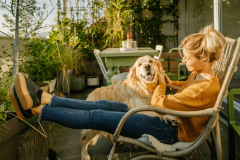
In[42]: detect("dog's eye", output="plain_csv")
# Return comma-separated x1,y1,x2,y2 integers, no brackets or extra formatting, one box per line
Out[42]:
138,63,142,66
149,60,153,63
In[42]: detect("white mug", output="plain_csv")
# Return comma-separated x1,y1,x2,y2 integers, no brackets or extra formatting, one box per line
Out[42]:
122,41,127,48
132,41,137,48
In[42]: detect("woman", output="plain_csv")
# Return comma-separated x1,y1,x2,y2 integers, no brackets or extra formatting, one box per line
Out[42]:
10,25,226,144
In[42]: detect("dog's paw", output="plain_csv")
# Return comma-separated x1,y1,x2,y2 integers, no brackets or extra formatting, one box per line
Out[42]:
164,115,182,126
118,142,124,145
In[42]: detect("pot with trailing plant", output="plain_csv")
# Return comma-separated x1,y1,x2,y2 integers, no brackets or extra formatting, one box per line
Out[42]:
23,37,61,93
0,74,26,160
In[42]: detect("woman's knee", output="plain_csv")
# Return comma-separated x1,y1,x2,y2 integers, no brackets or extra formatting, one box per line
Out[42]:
95,100,128,112
96,100,109,106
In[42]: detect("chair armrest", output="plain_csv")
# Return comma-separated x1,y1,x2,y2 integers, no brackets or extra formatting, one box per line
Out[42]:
228,89,240,122
113,105,220,140
177,62,186,80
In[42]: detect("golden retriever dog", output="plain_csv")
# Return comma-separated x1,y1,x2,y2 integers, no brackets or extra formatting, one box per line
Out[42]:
80,55,181,160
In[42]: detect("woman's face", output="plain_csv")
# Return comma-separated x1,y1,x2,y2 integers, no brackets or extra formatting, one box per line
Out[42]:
182,48,205,72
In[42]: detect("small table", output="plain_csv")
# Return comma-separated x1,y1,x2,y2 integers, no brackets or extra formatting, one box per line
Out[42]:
99,47,158,85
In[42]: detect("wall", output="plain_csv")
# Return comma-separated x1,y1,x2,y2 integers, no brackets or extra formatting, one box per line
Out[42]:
0,36,29,77
186,0,213,36
222,0,240,80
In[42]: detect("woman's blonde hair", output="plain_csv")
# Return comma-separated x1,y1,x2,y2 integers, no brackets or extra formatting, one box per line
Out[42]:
179,25,226,63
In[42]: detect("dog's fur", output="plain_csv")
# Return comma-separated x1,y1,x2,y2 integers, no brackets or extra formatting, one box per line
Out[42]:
80,56,181,160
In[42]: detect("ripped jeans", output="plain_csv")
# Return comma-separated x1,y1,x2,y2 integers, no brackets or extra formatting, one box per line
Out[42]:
40,95,178,144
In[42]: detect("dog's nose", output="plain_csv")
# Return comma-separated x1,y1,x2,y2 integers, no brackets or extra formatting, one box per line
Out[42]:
145,65,150,70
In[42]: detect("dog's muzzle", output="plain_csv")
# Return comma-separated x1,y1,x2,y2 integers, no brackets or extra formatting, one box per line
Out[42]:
141,72,155,81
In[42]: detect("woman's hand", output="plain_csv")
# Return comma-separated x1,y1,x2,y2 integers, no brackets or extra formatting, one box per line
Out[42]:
164,74,172,85
159,73,166,85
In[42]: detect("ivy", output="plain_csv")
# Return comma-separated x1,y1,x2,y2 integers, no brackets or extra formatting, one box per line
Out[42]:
131,0,180,50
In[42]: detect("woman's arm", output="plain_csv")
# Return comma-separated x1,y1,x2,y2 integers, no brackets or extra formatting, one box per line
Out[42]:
164,74,186,87
171,81,186,87
151,83,205,111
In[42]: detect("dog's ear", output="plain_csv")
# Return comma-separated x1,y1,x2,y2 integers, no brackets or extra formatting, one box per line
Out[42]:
155,59,164,74
127,65,136,82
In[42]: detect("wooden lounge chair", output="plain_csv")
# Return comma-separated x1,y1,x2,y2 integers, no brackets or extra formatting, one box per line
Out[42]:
107,37,240,160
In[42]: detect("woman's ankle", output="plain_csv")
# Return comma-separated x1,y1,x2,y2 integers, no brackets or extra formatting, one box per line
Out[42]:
31,105,44,115
41,92,53,105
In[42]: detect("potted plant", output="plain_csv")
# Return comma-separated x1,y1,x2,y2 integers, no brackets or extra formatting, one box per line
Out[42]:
71,55,87,92
49,21,81,97
56,43,76,97
23,37,61,93
87,61,100,87
77,46,100,87
43,34,63,94
0,74,26,160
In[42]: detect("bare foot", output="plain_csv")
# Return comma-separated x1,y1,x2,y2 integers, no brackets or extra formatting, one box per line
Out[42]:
31,105,44,115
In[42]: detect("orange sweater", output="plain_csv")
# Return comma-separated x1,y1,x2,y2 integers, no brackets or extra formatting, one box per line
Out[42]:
151,72,220,142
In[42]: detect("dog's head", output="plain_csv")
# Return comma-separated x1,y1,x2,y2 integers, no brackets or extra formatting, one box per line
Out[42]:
126,55,164,96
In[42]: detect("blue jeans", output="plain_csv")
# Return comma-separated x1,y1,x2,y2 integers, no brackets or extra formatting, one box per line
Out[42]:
40,95,178,144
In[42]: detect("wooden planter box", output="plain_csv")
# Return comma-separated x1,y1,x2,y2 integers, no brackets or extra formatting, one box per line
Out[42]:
0,114,25,160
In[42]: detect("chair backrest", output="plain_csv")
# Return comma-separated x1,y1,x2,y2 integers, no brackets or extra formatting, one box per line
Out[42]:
93,49,109,81
154,45,163,59
214,37,240,108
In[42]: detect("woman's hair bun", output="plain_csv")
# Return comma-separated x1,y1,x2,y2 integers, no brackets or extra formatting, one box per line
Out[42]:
200,24,214,35
180,24,226,63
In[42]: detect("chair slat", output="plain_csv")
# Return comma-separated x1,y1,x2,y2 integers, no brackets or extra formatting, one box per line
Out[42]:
214,38,238,88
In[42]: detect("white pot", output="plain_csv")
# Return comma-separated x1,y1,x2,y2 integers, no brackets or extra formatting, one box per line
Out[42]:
87,76,99,86
40,83,49,93
43,78,57,93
